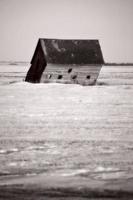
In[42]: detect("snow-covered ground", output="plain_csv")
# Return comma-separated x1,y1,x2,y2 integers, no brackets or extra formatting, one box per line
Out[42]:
0,64,133,199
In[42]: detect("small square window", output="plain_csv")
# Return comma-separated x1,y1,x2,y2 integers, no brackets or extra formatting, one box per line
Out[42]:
68,68,72,73
71,75,77,80
48,74,52,79
58,75,63,79
86,75,91,79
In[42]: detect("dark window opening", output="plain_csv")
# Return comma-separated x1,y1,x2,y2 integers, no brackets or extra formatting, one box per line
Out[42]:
71,75,77,80
58,75,63,79
48,74,52,79
86,75,91,79
68,68,72,73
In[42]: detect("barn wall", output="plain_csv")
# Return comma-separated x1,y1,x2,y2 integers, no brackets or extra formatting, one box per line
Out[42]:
40,64,102,85
25,45,46,83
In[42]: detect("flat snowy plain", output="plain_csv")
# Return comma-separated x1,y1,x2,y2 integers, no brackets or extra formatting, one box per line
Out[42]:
0,63,133,199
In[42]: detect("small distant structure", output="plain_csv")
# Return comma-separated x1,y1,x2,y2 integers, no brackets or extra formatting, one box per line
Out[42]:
25,38,104,85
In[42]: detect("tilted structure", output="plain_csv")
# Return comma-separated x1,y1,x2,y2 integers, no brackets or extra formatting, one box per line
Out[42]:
25,38,104,85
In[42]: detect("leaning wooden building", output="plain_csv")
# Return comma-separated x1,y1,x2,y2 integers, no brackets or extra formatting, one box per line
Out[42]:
25,38,104,85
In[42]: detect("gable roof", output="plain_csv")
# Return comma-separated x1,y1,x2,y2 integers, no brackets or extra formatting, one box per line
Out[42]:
31,38,104,65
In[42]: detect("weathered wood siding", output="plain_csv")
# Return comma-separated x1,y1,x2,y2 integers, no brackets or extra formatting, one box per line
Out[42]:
25,41,46,83
40,64,102,85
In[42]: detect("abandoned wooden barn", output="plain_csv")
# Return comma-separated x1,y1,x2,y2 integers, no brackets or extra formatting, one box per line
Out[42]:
25,38,104,85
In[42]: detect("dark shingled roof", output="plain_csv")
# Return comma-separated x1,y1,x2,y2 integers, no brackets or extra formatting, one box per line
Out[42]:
31,38,104,65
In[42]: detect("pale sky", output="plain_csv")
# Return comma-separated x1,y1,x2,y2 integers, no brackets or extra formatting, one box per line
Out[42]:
0,0,133,62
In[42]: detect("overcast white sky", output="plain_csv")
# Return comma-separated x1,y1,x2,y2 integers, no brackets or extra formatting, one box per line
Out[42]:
0,0,133,62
